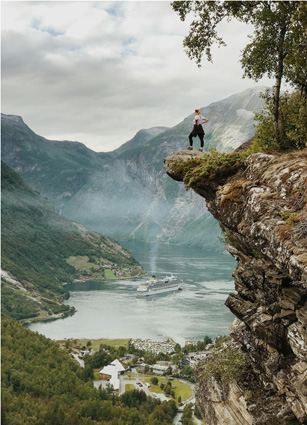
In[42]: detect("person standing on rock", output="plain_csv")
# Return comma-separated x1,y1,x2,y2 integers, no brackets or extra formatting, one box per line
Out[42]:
188,109,208,151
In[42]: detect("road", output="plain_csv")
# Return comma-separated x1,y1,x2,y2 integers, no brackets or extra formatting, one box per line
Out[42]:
92,367,197,424
71,353,85,368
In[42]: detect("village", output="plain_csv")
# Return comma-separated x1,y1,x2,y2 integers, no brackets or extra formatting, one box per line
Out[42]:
130,338,177,355
59,335,215,422
56,334,226,424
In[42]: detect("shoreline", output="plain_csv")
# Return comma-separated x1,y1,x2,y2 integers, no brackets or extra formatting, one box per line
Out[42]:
22,273,148,326
21,308,75,326
63,271,147,285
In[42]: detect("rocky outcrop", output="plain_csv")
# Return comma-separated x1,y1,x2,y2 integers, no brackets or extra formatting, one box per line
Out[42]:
164,149,307,425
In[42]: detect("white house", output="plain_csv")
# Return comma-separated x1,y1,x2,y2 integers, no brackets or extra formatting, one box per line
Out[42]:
98,359,126,391
151,364,169,375
183,351,209,367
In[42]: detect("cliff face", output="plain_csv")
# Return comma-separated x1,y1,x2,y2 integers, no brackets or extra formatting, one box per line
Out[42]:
164,150,307,425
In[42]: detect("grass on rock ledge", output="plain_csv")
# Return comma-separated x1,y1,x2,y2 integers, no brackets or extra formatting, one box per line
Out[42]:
171,147,253,191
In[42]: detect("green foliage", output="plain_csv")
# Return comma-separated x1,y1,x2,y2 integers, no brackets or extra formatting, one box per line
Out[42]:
1,284,41,320
172,1,306,91
181,404,194,425
183,336,212,353
83,347,113,371
172,1,307,144
279,211,298,225
164,384,171,395
171,148,251,191
2,317,178,425
181,366,194,378
213,335,230,349
254,91,307,151
83,342,137,376
283,2,307,96
151,376,159,385
202,347,249,383
143,350,171,365
194,404,202,420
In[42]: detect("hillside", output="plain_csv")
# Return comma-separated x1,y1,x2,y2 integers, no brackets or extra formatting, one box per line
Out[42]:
1,317,177,425
1,87,266,249
1,162,144,322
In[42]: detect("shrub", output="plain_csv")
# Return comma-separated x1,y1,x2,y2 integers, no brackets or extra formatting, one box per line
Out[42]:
279,211,299,225
254,90,307,152
150,376,159,385
202,347,249,383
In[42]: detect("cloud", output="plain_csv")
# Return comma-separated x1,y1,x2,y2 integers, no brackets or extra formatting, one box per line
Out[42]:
1,1,272,152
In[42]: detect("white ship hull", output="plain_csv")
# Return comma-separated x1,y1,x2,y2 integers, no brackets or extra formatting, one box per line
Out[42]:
137,285,181,296
137,275,182,297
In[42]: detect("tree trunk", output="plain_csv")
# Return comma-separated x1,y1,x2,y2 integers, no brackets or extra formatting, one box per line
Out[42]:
273,25,287,146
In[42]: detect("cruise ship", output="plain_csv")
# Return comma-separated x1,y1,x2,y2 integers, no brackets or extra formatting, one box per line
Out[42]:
136,275,182,296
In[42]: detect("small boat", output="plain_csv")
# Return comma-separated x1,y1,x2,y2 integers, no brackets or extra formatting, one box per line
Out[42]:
137,275,182,296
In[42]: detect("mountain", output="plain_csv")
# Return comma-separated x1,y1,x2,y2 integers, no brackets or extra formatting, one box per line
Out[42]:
112,126,169,157
1,87,267,249
1,162,144,322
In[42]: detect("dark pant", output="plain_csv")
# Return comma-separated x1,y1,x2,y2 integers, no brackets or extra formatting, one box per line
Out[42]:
189,125,204,147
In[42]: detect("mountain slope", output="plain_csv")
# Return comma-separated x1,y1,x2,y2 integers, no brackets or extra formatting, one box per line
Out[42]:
1,162,143,322
112,126,169,157
1,114,107,200
1,87,266,249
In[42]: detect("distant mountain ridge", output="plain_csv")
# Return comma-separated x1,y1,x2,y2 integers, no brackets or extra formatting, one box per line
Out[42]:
1,87,267,249
1,162,143,322
112,126,169,157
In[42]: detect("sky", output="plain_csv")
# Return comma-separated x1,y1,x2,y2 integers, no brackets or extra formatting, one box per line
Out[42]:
1,1,273,152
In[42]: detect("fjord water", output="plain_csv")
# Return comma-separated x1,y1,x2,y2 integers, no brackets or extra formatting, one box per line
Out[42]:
29,242,236,344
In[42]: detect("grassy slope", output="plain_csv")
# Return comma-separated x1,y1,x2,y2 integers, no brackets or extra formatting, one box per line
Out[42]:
76,338,130,350
1,162,143,321
139,374,193,403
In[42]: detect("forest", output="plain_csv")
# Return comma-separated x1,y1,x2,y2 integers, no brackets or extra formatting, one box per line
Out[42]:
1,317,178,425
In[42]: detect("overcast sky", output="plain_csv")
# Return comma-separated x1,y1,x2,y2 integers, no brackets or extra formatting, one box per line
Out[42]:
2,1,273,152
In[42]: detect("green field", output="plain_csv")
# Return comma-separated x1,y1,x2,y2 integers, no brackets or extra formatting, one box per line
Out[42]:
125,372,137,380
139,374,193,403
66,255,105,277
66,257,119,280
125,384,135,392
66,255,99,272
104,269,116,279
77,338,130,350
